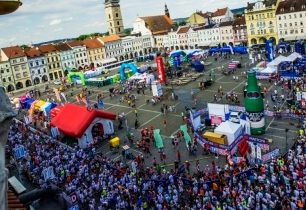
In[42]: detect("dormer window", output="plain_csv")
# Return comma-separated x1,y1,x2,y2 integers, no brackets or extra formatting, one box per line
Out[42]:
302,5,306,9
280,8,284,12
290,6,295,11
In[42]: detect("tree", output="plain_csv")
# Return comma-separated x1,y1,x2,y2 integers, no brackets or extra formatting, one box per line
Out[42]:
20,44,30,50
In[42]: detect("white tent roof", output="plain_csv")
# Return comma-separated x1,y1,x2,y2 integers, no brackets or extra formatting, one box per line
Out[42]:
267,55,289,67
261,66,277,74
215,121,241,134
287,52,302,62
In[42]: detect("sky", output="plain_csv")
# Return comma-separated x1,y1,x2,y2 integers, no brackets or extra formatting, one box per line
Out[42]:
0,0,250,48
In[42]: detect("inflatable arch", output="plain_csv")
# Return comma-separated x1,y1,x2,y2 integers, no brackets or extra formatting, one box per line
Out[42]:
119,63,138,81
67,72,86,85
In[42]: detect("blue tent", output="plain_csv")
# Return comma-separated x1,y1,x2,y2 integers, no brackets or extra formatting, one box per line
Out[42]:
191,60,205,72
208,47,220,55
234,46,248,54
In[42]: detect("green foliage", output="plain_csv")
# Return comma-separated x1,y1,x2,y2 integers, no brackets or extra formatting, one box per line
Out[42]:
20,44,30,50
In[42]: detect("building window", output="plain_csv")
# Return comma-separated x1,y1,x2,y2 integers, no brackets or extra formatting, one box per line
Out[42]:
278,16,281,20
30,62,33,67
2,78,6,83
110,22,112,27
108,14,111,19
36,61,39,66
302,29,304,33
116,13,118,18
117,21,120,26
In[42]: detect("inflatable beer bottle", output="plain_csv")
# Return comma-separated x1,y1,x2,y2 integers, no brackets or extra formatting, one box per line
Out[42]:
244,70,265,135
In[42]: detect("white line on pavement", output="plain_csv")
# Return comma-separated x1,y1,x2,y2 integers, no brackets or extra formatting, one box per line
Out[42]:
139,113,162,127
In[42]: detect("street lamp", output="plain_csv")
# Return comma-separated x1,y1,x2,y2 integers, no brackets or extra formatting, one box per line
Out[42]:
285,128,289,152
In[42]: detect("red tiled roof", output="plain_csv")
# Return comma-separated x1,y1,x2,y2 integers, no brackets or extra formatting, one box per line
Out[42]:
55,43,72,52
99,35,121,43
140,15,173,35
83,38,104,49
212,7,228,17
1,46,25,58
38,44,57,54
177,26,190,34
25,47,42,58
276,0,306,15
67,40,84,47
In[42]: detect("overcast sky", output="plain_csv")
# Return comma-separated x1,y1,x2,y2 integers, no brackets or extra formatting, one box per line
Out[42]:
0,0,250,48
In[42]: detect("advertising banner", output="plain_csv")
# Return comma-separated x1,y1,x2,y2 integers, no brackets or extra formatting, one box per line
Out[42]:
156,56,166,84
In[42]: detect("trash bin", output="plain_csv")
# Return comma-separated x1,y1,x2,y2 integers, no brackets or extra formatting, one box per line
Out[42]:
110,137,120,148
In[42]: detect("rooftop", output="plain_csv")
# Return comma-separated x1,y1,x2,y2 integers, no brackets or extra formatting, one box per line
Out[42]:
177,26,190,34
139,15,173,35
276,0,306,15
83,38,104,49
99,34,121,43
24,47,43,58
38,44,57,54
212,7,228,17
1,46,25,58
55,43,72,52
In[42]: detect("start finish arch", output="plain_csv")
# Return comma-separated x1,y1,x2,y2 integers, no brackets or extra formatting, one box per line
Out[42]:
119,63,138,81
67,72,86,85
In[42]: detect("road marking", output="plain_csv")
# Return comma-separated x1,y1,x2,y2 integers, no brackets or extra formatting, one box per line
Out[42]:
268,127,296,133
102,102,181,117
266,118,275,131
161,156,212,167
139,113,162,128
263,134,285,139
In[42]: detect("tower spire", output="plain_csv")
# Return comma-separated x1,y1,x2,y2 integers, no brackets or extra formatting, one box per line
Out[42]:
165,3,170,18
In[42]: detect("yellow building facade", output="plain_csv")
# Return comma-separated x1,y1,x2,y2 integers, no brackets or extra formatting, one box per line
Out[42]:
187,12,209,25
245,0,280,46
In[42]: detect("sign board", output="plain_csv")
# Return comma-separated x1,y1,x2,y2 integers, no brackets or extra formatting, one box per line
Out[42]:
14,146,26,159
261,148,280,163
155,56,166,84
42,166,55,181
151,81,163,97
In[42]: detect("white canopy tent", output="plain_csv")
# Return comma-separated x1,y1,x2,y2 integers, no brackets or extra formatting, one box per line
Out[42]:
214,121,243,145
267,55,289,68
286,52,302,62
128,72,155,84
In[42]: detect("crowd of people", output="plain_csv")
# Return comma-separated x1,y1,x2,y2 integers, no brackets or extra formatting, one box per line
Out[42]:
6,119,306,209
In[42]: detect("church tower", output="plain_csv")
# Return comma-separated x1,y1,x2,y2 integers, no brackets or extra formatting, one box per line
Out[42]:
104,0,124,36
165,4,170,18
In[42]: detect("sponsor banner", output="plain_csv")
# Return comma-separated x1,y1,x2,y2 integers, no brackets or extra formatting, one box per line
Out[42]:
262,148,280,163
155,56,166,84
235,168,256,180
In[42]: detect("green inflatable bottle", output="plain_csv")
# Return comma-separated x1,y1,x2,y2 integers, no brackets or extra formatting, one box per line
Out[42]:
244,70,265,135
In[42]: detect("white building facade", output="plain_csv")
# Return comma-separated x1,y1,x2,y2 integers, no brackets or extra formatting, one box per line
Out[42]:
276,1,306,41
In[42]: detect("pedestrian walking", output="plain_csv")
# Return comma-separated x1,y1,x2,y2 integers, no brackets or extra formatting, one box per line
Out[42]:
134,109,138,117
163,119,167,127
135,119,139,129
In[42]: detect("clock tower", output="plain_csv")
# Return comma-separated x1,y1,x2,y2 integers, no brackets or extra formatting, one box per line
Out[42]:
105,0,124,36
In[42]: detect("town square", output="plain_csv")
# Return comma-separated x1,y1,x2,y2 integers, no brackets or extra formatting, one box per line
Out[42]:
0,0,306,210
